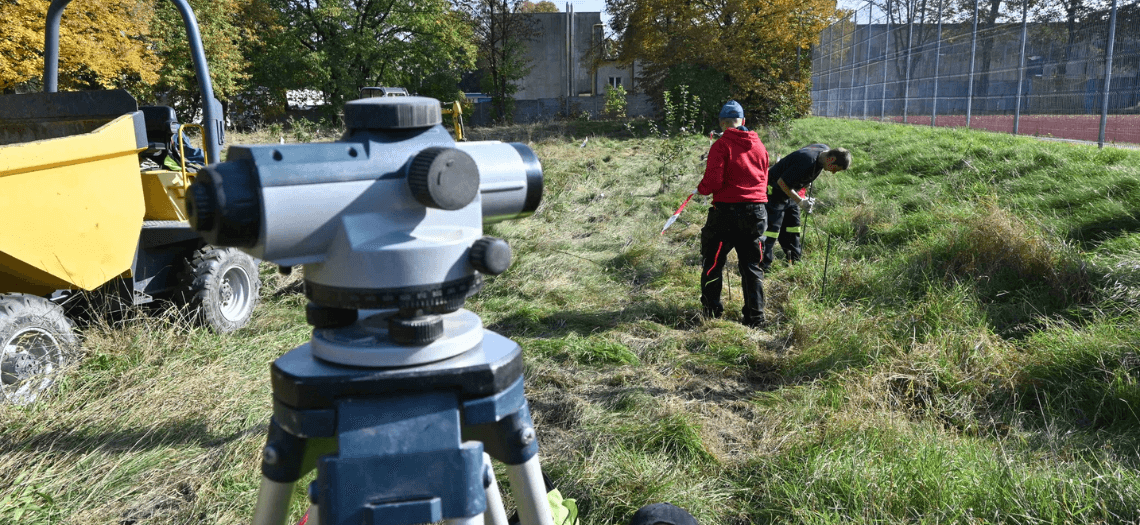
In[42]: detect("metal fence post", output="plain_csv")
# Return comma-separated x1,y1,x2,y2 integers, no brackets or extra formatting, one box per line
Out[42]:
829,23,839,116
863,3,873,120
1099,0,1119,148
932,0,944,127
850,10,858,119
1014,0,1028,136
903,3,915,123
882,0,891,121
967,0,978,128
812,31,820,116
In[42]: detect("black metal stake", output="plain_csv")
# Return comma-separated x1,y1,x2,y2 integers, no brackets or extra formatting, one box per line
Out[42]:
821,233,833,298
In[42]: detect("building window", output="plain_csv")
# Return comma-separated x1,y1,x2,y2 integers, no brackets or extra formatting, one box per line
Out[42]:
608,77,622,89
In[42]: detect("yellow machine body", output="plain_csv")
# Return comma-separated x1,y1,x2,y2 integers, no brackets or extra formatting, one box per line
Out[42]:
440,101,466,141
141,169,190,221
0,113,146,296
140,123,204,221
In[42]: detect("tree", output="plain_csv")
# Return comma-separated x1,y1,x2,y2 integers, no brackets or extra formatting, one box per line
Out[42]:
262,0,476,116
617,0,837,124
0,0,159,92
147,0,254,119
458,0,539,123
1034,0,1113,76
519,0,558,12
869,0,965,107
604,0,636,37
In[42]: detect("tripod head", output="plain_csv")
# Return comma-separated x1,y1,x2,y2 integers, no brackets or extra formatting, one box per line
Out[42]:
186,96,542,366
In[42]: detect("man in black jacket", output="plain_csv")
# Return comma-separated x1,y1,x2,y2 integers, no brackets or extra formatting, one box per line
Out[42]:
761,144,851,271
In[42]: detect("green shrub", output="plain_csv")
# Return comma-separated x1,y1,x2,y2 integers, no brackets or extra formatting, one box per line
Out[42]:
603,84,627,119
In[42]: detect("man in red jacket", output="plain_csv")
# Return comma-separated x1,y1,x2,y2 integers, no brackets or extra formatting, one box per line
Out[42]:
696,100,770,328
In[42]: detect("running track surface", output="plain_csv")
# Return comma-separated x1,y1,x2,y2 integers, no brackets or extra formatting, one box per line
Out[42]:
864,114,1140,147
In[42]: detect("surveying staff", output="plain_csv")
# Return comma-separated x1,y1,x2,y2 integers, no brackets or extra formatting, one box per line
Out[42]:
696,100,770,328
761,144,851,272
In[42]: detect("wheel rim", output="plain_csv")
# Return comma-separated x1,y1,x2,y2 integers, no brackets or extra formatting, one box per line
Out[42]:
219,265,254,322
1,327,62,405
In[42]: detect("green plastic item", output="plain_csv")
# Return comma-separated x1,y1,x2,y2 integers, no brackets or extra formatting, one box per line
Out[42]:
547,488,580,525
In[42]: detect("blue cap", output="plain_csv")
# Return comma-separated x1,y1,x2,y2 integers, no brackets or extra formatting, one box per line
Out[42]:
719,100,744,119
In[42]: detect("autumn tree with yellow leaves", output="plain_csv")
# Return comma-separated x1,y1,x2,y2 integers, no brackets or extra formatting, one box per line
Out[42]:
2,0,476,123
0,0,160,92
613,0,839,125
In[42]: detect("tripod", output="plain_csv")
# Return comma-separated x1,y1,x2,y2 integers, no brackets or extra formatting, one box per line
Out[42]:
250,308,556,525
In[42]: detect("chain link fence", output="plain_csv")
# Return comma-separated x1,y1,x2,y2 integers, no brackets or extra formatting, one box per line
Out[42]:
811,0,1140,147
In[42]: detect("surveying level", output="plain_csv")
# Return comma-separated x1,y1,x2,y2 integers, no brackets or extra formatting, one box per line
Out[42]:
187,96,552,525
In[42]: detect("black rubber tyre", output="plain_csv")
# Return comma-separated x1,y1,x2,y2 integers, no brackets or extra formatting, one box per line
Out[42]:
185,247,260,333
0,294,78,405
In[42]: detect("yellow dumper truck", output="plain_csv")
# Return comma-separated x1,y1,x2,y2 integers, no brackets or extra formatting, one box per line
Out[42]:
0,0,260,404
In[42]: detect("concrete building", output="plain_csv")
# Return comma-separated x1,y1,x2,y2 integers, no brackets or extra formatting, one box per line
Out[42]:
515,10,636,100
471,7,655,124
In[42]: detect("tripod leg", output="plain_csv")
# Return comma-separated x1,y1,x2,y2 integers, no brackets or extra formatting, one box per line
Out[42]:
505,456,555,525
252,477,295,525
464,377,555,525
481,453,510,525
254,417,327,525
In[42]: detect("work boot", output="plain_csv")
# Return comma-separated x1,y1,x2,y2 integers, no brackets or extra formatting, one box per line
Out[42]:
700,297,723,320
742,311,766,328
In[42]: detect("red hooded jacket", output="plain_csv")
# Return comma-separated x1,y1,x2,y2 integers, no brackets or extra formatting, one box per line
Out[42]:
697,128,769,203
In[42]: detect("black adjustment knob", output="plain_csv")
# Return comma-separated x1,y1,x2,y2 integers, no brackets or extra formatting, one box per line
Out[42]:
187,160,262,247
389,314,444,345
187,180,215,232
408,147,479,210
470,236,512,275
343,97,442,130
306,302,358,329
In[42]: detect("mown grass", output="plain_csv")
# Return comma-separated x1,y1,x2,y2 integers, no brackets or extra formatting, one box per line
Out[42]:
1,117,1138,524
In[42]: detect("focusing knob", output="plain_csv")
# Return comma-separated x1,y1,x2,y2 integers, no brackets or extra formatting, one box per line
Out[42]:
186,160,262,247
343,96,442,130
187,180,216,232
470,236,512,275
408,147,480,210
389,314,444,345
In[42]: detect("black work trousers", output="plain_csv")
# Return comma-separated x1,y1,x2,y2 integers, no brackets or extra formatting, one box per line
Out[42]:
699,202,767,325
762,199,802,271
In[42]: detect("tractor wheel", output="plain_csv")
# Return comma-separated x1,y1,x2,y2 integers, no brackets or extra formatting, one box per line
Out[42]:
185,247,260,333
0,294,78,405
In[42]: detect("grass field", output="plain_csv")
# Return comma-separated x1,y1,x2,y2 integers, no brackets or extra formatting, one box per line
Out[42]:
1,116,1139,524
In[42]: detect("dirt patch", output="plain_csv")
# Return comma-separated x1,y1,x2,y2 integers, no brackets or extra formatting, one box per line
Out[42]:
119,482,196,525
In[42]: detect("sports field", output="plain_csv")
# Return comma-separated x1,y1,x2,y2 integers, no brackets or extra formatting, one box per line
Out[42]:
877,113,1140,146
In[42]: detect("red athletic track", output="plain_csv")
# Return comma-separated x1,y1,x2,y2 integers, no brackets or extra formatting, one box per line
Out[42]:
859,114,1140,147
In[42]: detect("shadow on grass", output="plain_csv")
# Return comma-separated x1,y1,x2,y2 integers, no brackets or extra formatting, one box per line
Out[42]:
896,236,1096,338
0,420,266,455
486,301,704,339
1009,351,1140,433
1069,212,1140,250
